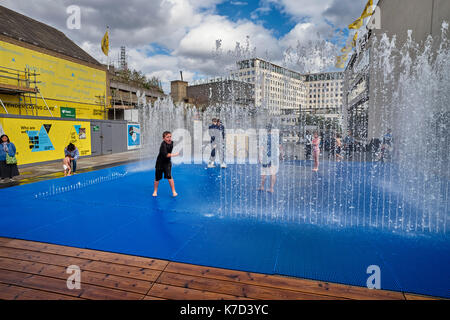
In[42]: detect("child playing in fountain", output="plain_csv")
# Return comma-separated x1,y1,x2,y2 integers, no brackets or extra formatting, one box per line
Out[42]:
335,133,343,162
153,131,179,197
312,131,320,171
63,155,72,176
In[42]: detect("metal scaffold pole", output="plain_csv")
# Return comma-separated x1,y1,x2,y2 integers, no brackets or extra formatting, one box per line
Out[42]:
37,88,53,117
0,97,8,114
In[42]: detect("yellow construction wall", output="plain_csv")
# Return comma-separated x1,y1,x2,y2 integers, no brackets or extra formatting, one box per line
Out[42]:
0,40,106,119
0,117,91,165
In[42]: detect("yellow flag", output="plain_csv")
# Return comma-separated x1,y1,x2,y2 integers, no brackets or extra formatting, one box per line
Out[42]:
360,0,374,19
352,32,358,47
335,54,348,68
341,41,352,53
348,17,363,30
341,46,351,53
101,29,109,56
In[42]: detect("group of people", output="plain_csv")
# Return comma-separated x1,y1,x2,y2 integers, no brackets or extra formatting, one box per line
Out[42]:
2,122,393,198
0,132,80,183
303,131,323,170
62,143,79,176
152,118,228,197
304,129,394,166
152,120,291,196
304,130,354,163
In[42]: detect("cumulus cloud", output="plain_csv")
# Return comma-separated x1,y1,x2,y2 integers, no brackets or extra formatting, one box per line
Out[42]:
1,0,369,93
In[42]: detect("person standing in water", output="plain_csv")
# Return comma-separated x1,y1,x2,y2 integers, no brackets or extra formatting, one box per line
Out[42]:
378,128,394,162
153,131,179,197
208,118,218,168
216,118,227,168
335,133,343,162
312,131,320,171
304,130,312,160
258,124,283,193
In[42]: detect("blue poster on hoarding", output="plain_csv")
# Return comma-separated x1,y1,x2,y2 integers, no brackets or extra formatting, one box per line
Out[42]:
127,124,141,150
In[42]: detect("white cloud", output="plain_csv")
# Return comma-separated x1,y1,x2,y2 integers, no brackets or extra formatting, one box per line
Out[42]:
1,0,367,94
230,1,248,5
269,0,334,20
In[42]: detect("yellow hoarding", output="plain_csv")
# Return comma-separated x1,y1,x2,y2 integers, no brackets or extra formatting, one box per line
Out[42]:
0,40,106,119
0,117,91,165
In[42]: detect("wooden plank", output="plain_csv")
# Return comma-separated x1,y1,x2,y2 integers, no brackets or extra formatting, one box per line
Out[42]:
157,272,343,300
0,237,168,270
0,283,81,300
0,257,154,295
0,238,436,300
404,293,439,300
0,83,37,93
0,269,144,300
147,283,252,300
0,246,161,282
165,262,404,300
142,295,167,300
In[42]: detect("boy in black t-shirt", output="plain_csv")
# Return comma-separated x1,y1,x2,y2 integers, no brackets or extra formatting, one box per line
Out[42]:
153,131,179,197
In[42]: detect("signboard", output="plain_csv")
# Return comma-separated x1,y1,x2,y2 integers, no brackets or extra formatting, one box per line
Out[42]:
0,117,91,165
60,107,76,118
127,123,141,150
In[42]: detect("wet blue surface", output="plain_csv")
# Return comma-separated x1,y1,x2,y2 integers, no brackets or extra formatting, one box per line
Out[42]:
1,161,449,298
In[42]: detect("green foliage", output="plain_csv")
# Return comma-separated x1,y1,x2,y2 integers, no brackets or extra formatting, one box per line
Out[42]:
114,68,162,91
301,113,342,132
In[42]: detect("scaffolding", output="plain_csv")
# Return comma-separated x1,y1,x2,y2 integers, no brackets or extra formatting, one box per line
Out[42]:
0,65,52,116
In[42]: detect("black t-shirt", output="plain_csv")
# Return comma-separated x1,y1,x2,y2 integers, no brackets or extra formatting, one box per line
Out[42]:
156,141,173,167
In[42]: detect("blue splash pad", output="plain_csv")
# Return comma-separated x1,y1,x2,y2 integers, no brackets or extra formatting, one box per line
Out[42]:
1,161,449,298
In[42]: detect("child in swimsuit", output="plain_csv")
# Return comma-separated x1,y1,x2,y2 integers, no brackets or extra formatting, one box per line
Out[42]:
63,155,72,176
335,133,343,162
312,131,320,171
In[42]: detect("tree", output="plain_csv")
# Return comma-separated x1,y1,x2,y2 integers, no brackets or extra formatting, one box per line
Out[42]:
114,68,163,92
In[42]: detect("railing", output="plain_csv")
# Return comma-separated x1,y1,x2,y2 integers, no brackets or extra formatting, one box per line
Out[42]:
0,65,38,91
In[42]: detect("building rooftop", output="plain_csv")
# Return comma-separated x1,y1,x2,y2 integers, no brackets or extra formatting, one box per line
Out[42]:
0,5,101,67
304,71,344,81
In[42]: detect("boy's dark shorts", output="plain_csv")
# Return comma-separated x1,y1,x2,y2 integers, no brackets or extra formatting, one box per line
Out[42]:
155,164,172,181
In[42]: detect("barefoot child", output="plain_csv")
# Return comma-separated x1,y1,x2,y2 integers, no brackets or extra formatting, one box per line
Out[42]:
335,133,343,162
63,155,72,176
312,131,320,171
153,131,179,197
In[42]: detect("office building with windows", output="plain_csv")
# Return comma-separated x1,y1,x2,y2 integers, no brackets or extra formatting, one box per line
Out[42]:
304,72,344,118
231,58,307,116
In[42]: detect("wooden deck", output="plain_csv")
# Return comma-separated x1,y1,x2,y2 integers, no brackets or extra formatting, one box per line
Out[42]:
0,237,437,300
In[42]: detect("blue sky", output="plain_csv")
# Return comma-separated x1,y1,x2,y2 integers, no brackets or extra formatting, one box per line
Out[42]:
216,1,297,38
1,0,369,92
